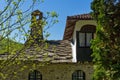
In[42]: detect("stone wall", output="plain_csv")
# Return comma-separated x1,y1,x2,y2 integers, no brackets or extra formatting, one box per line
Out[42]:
19,62,93,80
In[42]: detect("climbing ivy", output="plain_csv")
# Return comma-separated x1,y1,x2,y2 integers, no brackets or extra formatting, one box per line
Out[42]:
0,0,58,80
91,0,120,80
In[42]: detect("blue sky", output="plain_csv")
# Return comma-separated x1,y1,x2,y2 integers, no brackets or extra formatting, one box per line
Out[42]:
36,0,93,40
0,0,93,42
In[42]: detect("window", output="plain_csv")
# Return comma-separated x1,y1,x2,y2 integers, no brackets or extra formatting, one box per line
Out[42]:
79,33,85,46
72,70,85,80
78,25,96,47
29,70,42,80
86,33,92,46
79,32,93,47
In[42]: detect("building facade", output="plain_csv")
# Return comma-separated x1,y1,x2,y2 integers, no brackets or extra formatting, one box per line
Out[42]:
0,10,97,80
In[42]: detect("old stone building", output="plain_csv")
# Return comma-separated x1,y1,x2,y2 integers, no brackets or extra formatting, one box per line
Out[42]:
0,10,97,80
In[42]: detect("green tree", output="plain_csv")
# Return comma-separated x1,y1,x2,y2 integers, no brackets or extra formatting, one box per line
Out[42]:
0,0,43,51
91,0,120,80
0,37,23,54
0,0,58,79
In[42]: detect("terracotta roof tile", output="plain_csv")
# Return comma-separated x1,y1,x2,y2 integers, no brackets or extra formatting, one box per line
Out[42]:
67,14,93,20
63,14,93,40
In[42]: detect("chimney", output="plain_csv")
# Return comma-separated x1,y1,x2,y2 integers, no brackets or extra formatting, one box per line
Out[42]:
29,10,43,44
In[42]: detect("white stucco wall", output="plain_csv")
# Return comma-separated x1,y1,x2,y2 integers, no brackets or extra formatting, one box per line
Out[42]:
71,20,97,62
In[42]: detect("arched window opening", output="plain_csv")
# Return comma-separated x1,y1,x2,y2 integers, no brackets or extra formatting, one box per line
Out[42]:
72,70,85,80
36,15,40,20
78,25,96,47
29,70,42,80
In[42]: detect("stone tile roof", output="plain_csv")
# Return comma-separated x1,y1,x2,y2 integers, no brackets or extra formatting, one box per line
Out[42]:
0,40,72,63
23,40,72,63
63,14,93,40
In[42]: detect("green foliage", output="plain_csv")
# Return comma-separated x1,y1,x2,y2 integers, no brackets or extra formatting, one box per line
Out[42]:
91,0,120,80
0,0,58,79
0,37,23,54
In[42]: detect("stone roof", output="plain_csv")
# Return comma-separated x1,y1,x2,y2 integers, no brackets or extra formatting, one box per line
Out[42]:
63,14,93,40
23,40,72,63
0,40,72,63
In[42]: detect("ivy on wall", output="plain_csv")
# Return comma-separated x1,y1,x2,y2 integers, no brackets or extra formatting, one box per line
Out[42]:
91,0,120,80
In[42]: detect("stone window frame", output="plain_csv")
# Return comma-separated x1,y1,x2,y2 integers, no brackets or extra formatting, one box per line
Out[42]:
28,70,42,80
72,70,85,80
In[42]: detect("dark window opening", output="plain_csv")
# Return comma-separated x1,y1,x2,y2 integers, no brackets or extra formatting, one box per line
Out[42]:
78,32,94,47
29,70,42,80
76,25,96,61
77,25,96,47
72,70,85,80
